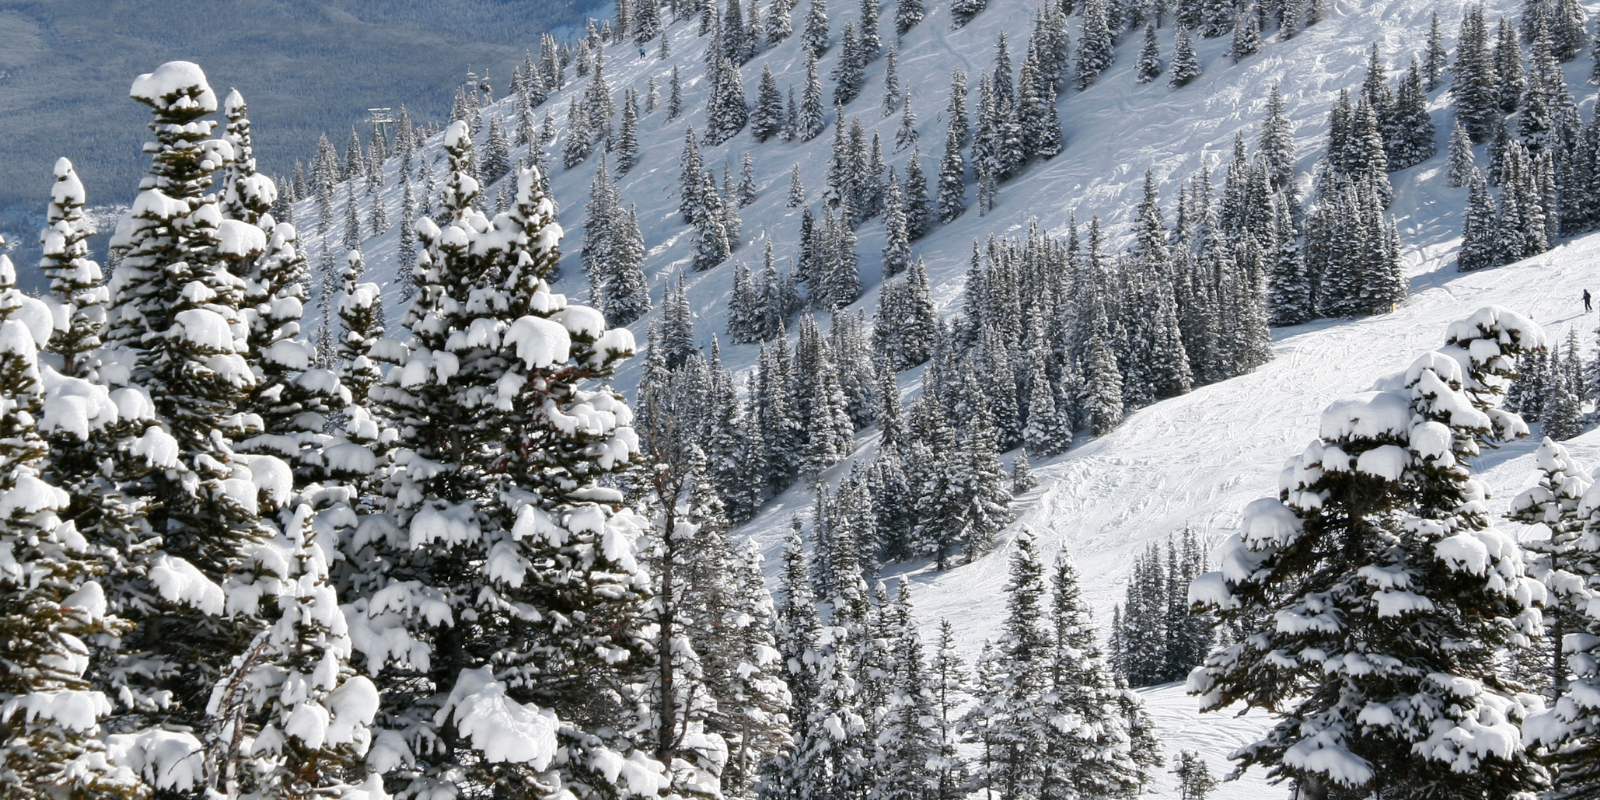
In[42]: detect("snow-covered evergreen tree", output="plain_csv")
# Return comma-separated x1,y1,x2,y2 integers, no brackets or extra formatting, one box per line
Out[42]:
1169,28,1202,88
937,122,966,224
1136,23,1163,84
37,159,105,379
798,52,828,140
100,65,283,784
1191,308,1550,800
0,246,136,798
360,124,665,798
950,0,987,29
753,65,786,141
803,0,830,55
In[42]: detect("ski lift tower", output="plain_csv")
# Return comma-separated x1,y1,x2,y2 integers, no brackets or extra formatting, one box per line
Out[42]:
367,107,394,148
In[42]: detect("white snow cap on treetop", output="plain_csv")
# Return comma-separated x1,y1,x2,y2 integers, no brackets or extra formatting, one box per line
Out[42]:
51,158,85,205
444,120,472,149
130,61,217,113
224,87,246,113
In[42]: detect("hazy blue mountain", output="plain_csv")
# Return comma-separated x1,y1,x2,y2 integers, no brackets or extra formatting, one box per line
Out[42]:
0,0,606,275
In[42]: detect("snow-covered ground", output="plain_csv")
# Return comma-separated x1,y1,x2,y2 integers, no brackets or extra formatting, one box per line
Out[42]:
291,0,1600,793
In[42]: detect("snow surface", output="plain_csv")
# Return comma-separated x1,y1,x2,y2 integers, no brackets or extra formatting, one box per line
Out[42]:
289,0,1600,793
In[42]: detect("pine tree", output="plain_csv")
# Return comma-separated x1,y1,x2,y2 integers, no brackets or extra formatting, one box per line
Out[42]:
753,65,786,141
364,127,667,797
1458,169,1499,271
668,65,684,119
1022,346,1071,456
1424,10,1448,91
895,0,925,36
1198,0,1234,37
883,46,901,116
37,159,105,379
965,530,1052,799
1173,751,1219,800
799,52,828,140
894,90,919,153
618,88,642,172
938,122,966,224
881,173,913,279
1191,311,1550,800
102,65,285,782
584,153,620,302
1169,28,1203,88
1136,23,1163,84
949,399,1011,561
950,0,987,28
707,56,750,145
1448,119,1477,187
1521,25,1579,160
1509,436,1589,703
788,164,806,207
695,170,735,270
803,0,830,55
739,151,759,207
609,204,652,325
0,246,136,797
1083,316,1124,436
1044,550,1155,800
869,586,931,800
1452,5,1500,141
833,22,866,106
1543,329,1586,440
662,272,698,368
904,149,934,238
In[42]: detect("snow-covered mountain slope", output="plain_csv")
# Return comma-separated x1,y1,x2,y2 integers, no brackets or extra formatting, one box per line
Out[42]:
295,0,1600,793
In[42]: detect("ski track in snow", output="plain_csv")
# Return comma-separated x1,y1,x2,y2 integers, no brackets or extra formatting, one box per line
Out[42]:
293,0,1600,793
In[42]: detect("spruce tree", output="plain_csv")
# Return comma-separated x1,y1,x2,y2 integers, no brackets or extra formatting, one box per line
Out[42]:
1136,23,1163,84
363,127,666,797
904,149,934,238
618,88,641,172
753,65,786,141
1448,119,1478,187
707,56,750,145
895,90,919,153
1044,550,1155,800
832,22,866,106
609,205,652,325
895,0,924,36
1424,10,1447,91
103,63,281,773
803,0,830,55
798,52,828,140
0,247,135,797
37,159,105,379
1452,5,1499,141
950,0,987,28
964,530,1052,799
876,583,941,800
937,122,967,223
668,65,684,119
1169,28,1203,88
1191,311,1550,800
882,173,912,278
788,164,806,207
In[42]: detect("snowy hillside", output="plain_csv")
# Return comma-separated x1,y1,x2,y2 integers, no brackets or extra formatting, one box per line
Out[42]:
291,0,1600,794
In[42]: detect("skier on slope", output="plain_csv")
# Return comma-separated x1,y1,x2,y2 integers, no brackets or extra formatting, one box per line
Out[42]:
1586,289,1592,313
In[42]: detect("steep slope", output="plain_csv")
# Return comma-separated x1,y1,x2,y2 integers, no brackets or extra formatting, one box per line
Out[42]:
289,1,1600,793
